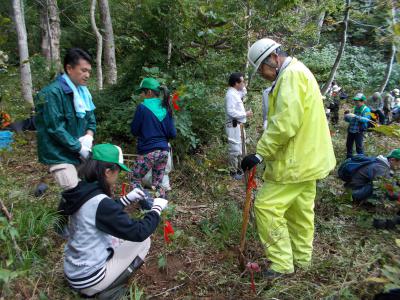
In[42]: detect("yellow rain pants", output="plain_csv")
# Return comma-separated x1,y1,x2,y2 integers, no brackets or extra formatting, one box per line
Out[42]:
255,180,316,274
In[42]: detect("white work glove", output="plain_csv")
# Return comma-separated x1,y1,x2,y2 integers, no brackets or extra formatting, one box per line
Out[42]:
79,145,91,159
120,188,145,206
151,198,168,216
79,134,94,150
345,113,356,118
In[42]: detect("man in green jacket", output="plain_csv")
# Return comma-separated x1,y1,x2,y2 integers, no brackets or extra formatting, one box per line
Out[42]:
242,38,336,277
34,48,96,190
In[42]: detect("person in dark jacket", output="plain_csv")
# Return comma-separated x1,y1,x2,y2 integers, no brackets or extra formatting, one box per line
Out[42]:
347,149,400,202
34,48,96,190
59,143,168,298
130,78,176,198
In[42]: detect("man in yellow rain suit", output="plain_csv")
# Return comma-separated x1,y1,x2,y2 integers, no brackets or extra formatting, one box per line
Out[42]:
242,38,336,277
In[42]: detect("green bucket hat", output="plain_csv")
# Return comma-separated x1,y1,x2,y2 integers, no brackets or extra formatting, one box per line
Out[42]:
135,77,160,94
92,144,131,172
353,93,366,101
387,148,400,160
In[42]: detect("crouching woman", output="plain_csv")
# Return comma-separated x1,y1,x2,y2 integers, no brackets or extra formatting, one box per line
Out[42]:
59,143,168,298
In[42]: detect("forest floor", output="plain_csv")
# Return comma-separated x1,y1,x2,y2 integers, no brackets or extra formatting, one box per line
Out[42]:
1,103,400,300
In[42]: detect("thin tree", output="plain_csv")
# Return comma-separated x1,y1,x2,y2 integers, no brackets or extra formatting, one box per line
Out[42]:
90,0,103,90
315,4,325,45
11,0,33,104
379,1,397,93
244,0,252,83
321,0,351,96
39,0,61,70
98,0,117,85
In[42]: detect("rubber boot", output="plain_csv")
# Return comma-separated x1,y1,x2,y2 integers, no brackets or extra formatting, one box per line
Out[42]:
95,256,144,300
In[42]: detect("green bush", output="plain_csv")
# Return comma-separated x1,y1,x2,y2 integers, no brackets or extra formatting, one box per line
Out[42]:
94,63,226,157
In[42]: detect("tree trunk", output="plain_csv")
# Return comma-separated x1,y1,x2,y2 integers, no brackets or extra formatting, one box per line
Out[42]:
380,43,396,93
321,0,350,96
244,0,252,83
90,0,103,90
315,10,325,45
379,3,397,93
98,0,117,85
167,38,172,68
11,0,33,104
39,0,61,69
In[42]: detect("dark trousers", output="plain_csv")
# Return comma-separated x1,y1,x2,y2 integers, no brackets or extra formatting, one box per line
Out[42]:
346,132,364,158
330,110,339,125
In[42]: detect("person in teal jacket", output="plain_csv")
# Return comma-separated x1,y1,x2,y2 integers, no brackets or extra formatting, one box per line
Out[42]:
344,93,371,158
242,38,336,278
34,48,96,190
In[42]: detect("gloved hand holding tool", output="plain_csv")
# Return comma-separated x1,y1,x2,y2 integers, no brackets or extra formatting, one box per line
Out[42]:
241,153,263,171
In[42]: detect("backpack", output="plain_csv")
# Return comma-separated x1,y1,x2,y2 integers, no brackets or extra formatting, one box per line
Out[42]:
337,155,377,182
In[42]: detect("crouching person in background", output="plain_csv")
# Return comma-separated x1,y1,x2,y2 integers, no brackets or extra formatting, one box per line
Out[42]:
344,149,400,203
58,143,168,299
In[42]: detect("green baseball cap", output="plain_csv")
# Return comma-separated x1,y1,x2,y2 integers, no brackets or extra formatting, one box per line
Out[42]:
135,77,160,94
387,148,400,160
92,144,131,172
353,93,366,101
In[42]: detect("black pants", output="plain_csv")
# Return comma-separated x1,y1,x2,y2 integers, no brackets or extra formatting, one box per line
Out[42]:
330,109,339,125
346,132,364,158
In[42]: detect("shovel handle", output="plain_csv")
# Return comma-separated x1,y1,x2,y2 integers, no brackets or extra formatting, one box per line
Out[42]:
238,167,256,270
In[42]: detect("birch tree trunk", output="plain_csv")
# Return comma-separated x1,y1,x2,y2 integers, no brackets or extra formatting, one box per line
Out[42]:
40,0,61,69
98,0,116,85
380,43,396,93
167,39,172,68
11,0,33,104
379,2,397,93
244,0,252,83
315,10,325,45
90,0,103,90
321,0,350,96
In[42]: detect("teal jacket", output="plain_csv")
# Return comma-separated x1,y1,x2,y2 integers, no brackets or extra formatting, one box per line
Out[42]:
34,76,96,165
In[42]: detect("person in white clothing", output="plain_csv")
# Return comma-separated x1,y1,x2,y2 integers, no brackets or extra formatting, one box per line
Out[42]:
225,72,253,180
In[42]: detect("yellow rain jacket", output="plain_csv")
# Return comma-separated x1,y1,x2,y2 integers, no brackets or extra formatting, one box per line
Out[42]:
257,58,336,183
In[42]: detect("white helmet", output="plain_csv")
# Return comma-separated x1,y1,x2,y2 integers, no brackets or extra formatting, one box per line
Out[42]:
392,88,400,96
248,38,281,77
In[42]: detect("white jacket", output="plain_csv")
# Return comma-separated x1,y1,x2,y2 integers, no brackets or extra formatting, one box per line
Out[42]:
225,87,247,124
225,87,247,155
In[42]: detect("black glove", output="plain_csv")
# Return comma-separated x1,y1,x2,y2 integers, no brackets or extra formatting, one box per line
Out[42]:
241,154,263,171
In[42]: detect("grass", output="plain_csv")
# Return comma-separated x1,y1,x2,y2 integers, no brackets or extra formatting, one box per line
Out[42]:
0,72,400,299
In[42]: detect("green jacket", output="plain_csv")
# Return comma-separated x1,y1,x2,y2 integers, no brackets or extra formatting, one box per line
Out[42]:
34,76,96,165
257,58,336,183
